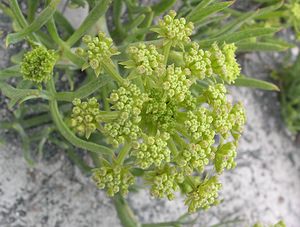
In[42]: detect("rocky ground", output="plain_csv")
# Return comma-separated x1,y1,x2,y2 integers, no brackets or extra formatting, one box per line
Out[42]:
1,2,300,227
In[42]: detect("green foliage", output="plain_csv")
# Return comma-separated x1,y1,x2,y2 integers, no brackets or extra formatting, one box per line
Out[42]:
273,54,300,135
0,0,287,226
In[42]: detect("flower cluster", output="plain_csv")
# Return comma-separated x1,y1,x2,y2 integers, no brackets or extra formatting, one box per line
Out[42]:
152,10,194,47
147,164,184,200
122,44,165,76
70,98,101,139
131,132,171,169
184,108,214,142
92,163,135,197
103,82,148,146
162,65,192,102
214,142,237,173
76,32,119,76
20,46,56,83
185,176,222,212
210,42,240,84
72,10,245,213
175,142,213,175
184,42,213,79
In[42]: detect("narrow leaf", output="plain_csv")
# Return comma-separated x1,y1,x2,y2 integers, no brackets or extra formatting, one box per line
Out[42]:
188,1,233,24
236,41,294,52
151,0,177,16
0,65,22,80
199,27,279,47
66,0,111,47
6,0,60,46
0,82,50,108
234,76,279,91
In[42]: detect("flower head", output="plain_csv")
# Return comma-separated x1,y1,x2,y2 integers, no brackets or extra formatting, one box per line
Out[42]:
92,163,135,197
20,46,56,83
185,176,222,212
184,42,213,79
122,44,165,76
210,42,240,84
152,10,194,47
70,97,101,139
76,32,119,76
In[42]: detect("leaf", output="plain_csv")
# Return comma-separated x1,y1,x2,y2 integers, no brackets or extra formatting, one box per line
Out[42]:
6,0,60,46
199,27,279,47
0,65,22,80
210,11,258,38
188,1,233,24
0,82,50,109
234,76,279,91
254,0,284,18
236,40,294,52
151,0,177,16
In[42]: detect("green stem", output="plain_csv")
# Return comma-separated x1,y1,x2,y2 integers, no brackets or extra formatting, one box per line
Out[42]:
46,17,84,67
27,0,39,23
113,194,140,227
9,0,39,42
116,143,131,164
103,61,125,85
54,76,107,101
142,222,179,227
66,0,111,47
185,176,196,190
163,42,172,65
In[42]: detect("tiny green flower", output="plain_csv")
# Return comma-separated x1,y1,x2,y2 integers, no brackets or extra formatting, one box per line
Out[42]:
20,46,56,84
162,64,192,103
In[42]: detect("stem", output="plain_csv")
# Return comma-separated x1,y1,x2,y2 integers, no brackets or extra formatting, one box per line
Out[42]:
103,61,125,85
54,76,107,102
142,222,179,227
163,42,172,65
9,0,39,42
185,176,196,190
113,194,140,227
116,143,131,164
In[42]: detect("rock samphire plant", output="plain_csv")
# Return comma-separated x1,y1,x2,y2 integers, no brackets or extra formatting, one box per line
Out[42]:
0,0,285,226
